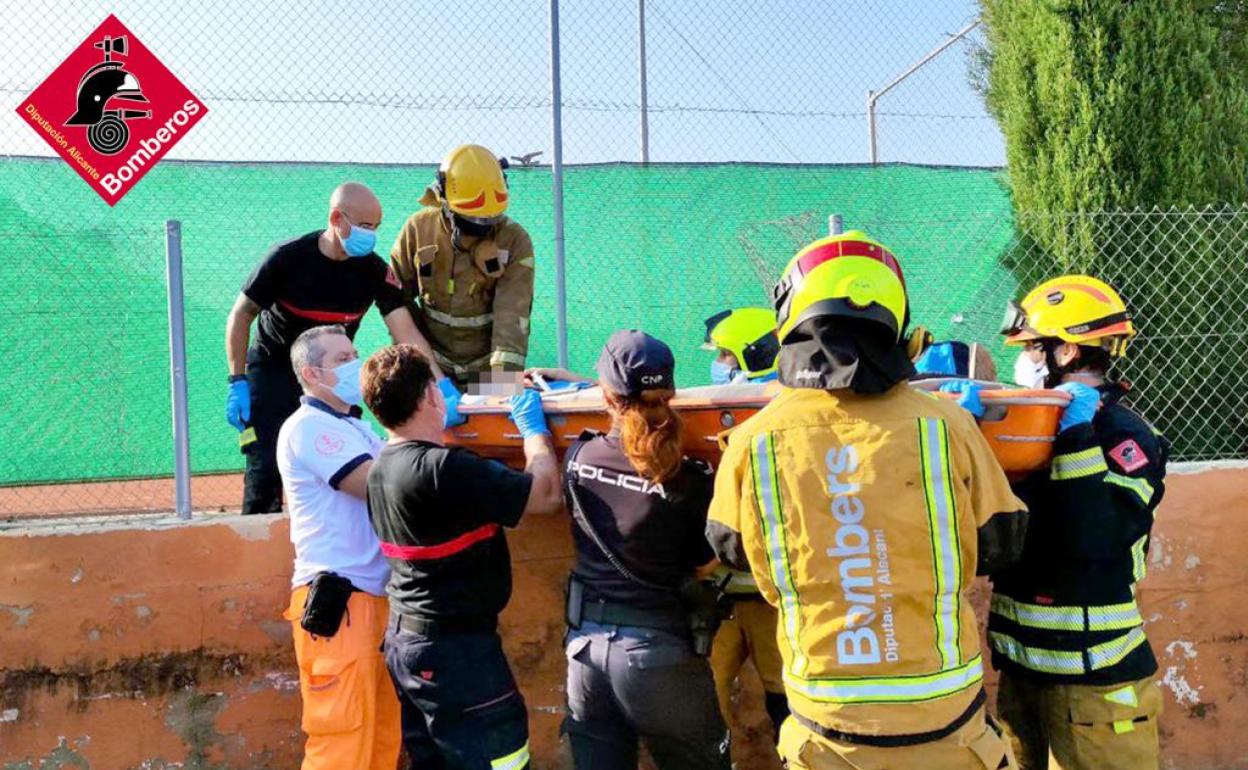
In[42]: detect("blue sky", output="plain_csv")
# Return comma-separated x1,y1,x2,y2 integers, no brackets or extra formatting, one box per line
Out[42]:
1,0,1002,166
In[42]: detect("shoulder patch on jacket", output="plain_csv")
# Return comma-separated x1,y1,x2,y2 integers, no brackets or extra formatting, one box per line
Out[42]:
1107,439,1149,473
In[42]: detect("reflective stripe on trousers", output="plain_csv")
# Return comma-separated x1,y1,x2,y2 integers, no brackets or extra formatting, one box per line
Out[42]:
990,595,1143,632
989,626,1148,675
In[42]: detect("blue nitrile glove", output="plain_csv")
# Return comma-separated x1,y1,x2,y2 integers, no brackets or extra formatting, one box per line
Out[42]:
939,381,985,419
226,377,250,432
509,389,550,439
915,343,959,377
1056,381,1101,432
437,378,466,428
545,379,592,392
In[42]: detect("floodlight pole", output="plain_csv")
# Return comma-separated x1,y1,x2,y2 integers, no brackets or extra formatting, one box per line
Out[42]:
868,18,980,164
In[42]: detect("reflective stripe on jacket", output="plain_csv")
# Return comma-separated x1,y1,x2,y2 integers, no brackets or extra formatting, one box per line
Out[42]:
390,208,534,374
707,384,1027,739
988,384,1167,685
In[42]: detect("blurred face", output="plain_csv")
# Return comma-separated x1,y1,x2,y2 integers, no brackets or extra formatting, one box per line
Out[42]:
715,349,741,368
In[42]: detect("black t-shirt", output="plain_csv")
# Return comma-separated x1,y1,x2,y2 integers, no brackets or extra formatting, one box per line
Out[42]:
242,231,405,366
565,433,715,613
367,441,533,621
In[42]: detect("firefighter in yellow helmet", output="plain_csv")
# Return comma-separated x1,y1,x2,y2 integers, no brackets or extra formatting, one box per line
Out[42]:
706,231,1027,769
390,145,536,421
986,276,1168,770
701,307,789,742
703,307,780,385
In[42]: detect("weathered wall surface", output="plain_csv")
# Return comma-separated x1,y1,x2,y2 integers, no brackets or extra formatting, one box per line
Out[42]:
1,466,1245,769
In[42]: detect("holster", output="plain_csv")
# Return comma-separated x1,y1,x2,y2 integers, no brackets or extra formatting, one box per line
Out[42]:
300,572,356,638
680,576,731,658
565,574,585,630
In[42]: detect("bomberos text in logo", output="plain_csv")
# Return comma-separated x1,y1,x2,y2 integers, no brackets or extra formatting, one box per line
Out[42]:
16,15,207,205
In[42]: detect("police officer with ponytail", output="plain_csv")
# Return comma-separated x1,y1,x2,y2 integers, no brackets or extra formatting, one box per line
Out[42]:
558,330,731,770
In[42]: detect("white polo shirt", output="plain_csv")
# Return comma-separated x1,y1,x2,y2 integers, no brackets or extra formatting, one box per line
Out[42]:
276,397,391,597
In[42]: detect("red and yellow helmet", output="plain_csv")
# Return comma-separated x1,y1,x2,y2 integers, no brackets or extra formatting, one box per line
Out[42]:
1002,275,1135,357
773,231,908,343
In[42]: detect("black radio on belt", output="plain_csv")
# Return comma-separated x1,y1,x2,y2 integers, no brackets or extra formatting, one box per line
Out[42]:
301,572,356,638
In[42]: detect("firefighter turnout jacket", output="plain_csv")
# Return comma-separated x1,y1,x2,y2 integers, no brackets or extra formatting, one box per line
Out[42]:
707,384,1028,741
390,208,535,380
988,383,1168,685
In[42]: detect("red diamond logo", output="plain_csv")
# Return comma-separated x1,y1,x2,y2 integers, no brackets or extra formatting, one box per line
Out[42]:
15,15,207,206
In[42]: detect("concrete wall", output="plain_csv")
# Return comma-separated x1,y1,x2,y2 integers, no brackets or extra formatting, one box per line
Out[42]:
1,466,1246,769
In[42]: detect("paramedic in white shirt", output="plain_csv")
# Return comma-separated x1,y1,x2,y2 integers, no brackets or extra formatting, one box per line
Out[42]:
276,324,400,770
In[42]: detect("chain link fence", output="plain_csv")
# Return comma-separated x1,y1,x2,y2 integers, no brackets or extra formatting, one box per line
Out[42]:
738,205,1248,463
2,1,1243,518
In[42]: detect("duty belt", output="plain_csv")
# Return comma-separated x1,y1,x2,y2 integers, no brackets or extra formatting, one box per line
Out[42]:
576,598,689,633
390,612,497,636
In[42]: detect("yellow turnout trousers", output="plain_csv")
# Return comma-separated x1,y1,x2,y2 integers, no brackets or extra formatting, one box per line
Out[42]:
711,596,786,719
284,586,401,770
996,672,1161,770
777,708,1017,770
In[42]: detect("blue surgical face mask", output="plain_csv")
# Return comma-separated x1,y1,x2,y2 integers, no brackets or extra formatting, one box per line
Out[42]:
338,215,377,258
326,358,362,405
710,360,740,385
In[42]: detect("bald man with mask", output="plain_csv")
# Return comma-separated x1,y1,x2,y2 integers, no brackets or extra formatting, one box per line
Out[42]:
225,182,438,514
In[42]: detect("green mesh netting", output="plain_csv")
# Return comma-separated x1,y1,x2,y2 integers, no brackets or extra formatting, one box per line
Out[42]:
0,158,1017,483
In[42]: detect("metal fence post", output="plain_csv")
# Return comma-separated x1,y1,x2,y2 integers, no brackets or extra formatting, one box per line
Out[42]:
639,0,650,163
165,220,192,519
550,0,569,368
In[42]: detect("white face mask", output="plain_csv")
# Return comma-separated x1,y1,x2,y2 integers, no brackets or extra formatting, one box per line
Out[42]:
1013,352,1048,389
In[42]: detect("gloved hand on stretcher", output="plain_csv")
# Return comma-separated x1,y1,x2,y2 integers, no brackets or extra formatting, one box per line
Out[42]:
509,389,550,438
1055,381,1100,432
438,378,467,429
939,380,985,419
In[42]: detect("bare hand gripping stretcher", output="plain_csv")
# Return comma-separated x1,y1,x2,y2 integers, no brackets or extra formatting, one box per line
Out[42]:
448,380,1071,476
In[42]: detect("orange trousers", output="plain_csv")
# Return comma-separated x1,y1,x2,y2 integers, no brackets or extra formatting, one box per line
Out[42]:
285,586,402,770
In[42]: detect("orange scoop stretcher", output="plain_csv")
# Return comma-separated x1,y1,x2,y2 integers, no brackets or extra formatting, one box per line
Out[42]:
448,379,1071,477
